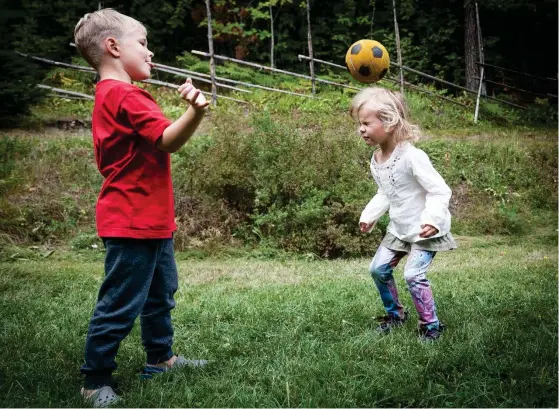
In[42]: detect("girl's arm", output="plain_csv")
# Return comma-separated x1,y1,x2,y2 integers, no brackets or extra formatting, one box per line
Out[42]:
359,186,390,232
410,149,452,234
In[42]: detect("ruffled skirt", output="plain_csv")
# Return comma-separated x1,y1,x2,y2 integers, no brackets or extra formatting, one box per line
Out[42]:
381,231,457,252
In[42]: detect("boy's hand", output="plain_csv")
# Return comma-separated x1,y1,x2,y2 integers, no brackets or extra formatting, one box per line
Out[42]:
178,78,210,110
419,224,438,238
359,221,376,233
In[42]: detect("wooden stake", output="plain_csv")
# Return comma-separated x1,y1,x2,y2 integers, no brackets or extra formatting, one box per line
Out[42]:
37,84,94,100
306,1,316,95
270,4,275,69
205,0,217,105
474,76,555,98
474,1,484,122
369,1,376,38
476,61,557,82
299,50,522,108
392,0,404,95
143,79,248,104
192,50,357,90
475,1,486,96
16,51,95,72
474,66,484,123
152,65,252,93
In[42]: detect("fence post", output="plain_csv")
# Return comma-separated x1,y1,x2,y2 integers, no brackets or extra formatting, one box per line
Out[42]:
474,1,484,123
475,1,486,96
392,0,404,95
205,0,217,105
306,1,316,96
270,4,275,69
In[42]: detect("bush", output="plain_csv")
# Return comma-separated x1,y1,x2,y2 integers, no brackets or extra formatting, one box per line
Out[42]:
0,135,100,244
1,81,556,257
170,106,556,257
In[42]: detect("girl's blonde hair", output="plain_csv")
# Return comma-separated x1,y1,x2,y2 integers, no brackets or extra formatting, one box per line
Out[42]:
74,8,146,69
349,86,420,143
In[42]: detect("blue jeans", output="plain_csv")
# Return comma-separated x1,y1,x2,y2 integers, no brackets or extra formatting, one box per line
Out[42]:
81,238,178,389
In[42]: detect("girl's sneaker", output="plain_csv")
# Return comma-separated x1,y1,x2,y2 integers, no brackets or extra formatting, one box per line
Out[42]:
419,322,446,342
81,386,120,408
374,311,409,334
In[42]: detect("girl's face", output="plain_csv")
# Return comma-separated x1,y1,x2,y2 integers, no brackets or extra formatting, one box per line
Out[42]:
357,105,391,146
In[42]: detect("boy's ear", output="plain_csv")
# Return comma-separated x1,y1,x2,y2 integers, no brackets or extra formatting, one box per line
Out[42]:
104,37,120,58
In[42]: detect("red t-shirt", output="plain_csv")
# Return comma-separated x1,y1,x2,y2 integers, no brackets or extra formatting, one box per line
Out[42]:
92,79,175,238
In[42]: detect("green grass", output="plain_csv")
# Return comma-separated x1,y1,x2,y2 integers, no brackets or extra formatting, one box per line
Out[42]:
0,234,556,407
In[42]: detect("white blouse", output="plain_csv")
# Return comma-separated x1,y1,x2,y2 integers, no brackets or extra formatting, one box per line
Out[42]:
360,142,452,242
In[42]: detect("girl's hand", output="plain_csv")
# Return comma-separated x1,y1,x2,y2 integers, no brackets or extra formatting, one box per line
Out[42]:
359,221,376,233
419,224,438,238
178,78,210,110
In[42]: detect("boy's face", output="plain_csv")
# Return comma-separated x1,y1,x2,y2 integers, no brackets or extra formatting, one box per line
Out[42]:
357,105,390,146
117,27,154,81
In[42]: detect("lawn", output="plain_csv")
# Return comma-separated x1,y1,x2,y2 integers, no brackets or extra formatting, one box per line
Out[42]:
0,233,557,407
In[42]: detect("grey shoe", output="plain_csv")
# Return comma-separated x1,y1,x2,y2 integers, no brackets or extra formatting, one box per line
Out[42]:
173,356,209,368
81,386,120,408
140,355,208,379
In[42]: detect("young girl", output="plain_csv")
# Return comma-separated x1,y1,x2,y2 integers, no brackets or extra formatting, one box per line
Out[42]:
350,87,456,342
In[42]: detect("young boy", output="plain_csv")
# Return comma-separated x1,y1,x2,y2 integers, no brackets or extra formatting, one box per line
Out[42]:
74,8,209,407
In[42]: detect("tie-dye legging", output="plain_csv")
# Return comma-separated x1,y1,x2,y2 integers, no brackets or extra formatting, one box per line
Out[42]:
369,246,439,330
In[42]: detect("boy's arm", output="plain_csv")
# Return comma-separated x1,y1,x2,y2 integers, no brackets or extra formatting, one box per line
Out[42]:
157,79,210,153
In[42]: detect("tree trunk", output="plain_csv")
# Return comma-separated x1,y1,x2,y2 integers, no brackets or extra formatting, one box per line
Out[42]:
306,1,315,95
270,5,275,68
205,0,217,105
464,0,478,91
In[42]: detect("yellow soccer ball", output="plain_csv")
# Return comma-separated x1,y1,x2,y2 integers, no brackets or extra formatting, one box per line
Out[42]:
345,39,390,83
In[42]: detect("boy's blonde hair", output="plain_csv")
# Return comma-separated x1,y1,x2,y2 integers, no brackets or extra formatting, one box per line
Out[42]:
350,87,420,143
74,9,146,69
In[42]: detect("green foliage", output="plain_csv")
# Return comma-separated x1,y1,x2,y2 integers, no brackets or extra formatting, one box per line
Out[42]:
0,52,46,125
2,0,557,127
69,232,102,250
166,97,556,256
0,134,101,244
523,98,559,125
169,106,382,257
0,136,31,194
1,74,556,256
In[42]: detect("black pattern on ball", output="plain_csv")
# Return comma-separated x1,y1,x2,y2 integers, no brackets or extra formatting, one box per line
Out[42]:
379,68,388,79
358,65,371,77
372,46,383,58
351,44,362,55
